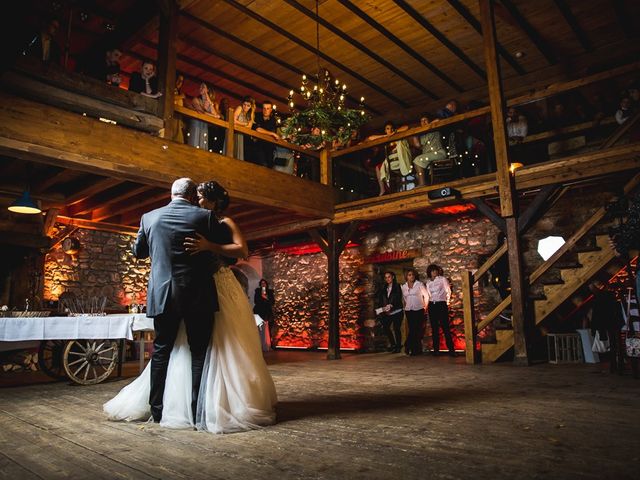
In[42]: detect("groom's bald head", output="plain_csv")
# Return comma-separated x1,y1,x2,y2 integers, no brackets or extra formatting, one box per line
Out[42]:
171,178,197,203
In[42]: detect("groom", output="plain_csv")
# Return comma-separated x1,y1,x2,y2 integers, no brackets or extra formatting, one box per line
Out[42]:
133,178,222,422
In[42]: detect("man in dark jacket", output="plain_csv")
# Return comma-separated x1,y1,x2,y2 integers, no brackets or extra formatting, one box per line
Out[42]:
133,178,223,422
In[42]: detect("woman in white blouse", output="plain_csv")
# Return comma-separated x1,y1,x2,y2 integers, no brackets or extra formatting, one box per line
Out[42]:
401,269,429,356
425,264,455,356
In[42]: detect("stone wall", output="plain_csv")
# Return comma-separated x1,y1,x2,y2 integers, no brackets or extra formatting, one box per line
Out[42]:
262,213,503,351
44,226,149,309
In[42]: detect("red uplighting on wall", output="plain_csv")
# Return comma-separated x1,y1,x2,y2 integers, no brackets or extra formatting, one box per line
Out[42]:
278,241,360,256
430,204,476,215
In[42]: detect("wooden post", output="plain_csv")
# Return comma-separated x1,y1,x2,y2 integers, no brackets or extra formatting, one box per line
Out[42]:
480,0,529,364
320,148,332,186
226,106,235,158
462,270,479,364
156,0,178,139
326,223,341,360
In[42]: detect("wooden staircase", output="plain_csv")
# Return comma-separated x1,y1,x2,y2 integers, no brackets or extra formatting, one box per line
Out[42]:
481,234,615,363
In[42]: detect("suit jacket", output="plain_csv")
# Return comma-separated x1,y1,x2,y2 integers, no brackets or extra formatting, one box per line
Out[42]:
253,287,275,319
133,198,223,318
376,283,403,312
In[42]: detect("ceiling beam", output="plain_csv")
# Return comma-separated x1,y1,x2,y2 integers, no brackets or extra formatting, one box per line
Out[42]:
445,0,525,75
0,94,335,219
612,0,637,38
67,183,152,216
56,215,138,236
220,0,409,108
65,178,124,206
497,0,556,65
93,191,169,222
335,0,463,92
553,0,592,52
31,168,79,193
282,0,438,100
179,11,381,116
392,0,486,80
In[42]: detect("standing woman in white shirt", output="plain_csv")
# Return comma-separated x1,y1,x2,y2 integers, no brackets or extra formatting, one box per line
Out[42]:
402,269,429,356
425,264,455,356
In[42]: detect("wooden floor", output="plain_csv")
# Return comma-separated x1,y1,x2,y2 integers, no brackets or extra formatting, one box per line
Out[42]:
0,351,638,480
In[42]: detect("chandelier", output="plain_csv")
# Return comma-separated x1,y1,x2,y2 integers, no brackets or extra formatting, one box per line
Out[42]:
282,1,370,147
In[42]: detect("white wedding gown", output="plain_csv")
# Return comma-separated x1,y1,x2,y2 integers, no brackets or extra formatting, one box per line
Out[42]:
103,267,277,433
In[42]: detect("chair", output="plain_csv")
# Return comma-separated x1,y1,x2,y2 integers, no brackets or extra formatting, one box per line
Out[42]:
430,157,456,184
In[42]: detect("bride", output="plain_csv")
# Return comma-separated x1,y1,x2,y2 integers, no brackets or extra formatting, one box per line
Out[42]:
104,181,277,433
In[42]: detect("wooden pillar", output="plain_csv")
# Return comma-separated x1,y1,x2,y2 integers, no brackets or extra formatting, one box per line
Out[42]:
156,0,178,138
226,107,235,158
320,148,332,186
326,223,341,360
480,0,529,364
462,270,479,364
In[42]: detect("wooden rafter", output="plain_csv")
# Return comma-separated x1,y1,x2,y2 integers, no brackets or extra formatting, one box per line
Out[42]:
68,184,153,217
179,11,381,116
65,178,123,206
553,0,592,52
392,0,486,80
445,0,525,75
282,0,438,100
93,191,169,223
497,0,556,65
335,0,463,92
219,0,410,108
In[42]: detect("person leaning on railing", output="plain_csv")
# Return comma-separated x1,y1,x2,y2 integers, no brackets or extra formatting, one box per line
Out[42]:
187,82,221,151
252,100,280,168
231,96,256,161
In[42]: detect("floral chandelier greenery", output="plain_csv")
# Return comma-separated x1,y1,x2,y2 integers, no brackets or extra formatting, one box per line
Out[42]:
281,1,370,147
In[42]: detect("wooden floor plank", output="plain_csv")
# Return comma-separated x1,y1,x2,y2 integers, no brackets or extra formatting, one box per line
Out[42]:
0,352,637,480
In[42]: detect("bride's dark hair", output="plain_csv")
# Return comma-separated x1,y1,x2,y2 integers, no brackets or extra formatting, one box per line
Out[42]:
197,180,230,213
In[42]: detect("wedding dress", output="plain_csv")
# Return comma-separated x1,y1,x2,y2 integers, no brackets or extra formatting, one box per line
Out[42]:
104,267,277,433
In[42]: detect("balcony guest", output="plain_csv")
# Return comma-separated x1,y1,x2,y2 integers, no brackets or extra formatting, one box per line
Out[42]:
128,61,161,98
252,100,280,168
188,82,221,151
412,114,446,187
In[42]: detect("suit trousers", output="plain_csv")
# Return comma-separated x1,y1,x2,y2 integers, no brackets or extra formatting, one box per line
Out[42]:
428,301,454,353
150,308,214,421
382,311,403,349
405,309,425,355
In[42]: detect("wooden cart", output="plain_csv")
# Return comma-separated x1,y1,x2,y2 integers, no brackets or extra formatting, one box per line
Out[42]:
0,313,151,385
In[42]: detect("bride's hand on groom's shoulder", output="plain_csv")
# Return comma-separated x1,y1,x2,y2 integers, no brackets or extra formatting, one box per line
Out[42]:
184,233,214,254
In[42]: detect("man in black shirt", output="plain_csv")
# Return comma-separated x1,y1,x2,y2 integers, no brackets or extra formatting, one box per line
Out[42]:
252,100,280,168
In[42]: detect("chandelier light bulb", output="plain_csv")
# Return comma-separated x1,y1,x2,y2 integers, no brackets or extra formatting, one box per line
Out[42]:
301,85,305,91
289,101,294,108
360,96,365,103
313,85,318,91
335,79,339,85
319,88,324,94
289,89,294,96
302,74,307,81
342,84,347,90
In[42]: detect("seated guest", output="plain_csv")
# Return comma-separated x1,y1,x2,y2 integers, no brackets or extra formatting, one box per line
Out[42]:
412,114,446,186
366,121,411,196
23,17,61,64
402,269,428,356
128,61,161,98
252,99,280,168
615,97,633,125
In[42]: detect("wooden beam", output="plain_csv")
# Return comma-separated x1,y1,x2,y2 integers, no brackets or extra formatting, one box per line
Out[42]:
179,11,382,116
462,270,479,364
43,208,59,237
336,0,462,92
245,218,331,241
220,0,410,108
474,243,508,282
320,149,332,187
517,184,560,234
497,0,556,64
282,0,437,100
90,190,167,222
65,178,123,205
32,168,78,193
56,216,138,236
156,0,178,134
481,0,515,218
326,223,341,360
445,0,525,75
553,0,592,52
67,184,150,216
393,0,486,80
469,198,506,232
1,71,163,133
505,216,529,365
337,221,360,254
0,94,335,218
308,229,329,256
612,0,636,38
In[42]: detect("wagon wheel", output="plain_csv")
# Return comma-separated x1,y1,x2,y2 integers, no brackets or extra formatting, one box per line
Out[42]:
62,339,119,385
38,340,67,379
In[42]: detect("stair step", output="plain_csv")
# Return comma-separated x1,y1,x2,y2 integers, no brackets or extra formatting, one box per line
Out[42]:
573,245,601,253
540,279,565,286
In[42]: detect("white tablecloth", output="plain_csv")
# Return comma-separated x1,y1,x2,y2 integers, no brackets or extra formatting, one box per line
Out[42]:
0,313,152,343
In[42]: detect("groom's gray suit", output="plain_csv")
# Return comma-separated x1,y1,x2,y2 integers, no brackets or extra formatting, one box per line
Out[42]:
133,197,223,422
